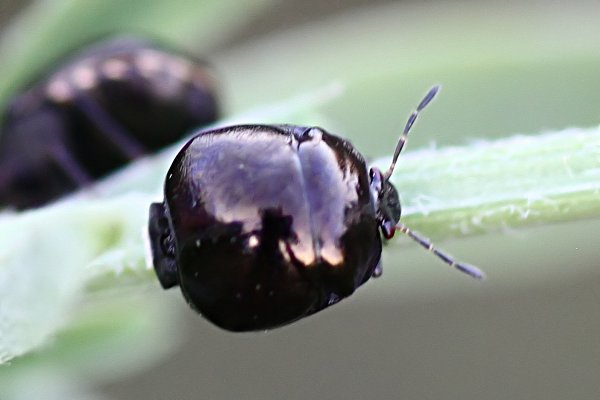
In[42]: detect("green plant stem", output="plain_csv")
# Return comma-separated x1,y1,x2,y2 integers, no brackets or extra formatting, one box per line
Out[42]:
380,126,600,238
0,116,598,364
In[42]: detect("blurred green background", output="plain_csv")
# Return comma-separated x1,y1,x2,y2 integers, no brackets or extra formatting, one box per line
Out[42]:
0,0,599,399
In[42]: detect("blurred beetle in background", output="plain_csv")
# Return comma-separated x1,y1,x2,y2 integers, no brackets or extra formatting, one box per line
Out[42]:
0,36,219,209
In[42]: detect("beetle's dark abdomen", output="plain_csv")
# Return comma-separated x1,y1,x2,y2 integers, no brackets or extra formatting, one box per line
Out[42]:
151,125,381,331
0,36,218,209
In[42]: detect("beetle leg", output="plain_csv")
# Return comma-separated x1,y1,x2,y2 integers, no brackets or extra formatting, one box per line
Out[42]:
72,92,146,159
49,145,92,188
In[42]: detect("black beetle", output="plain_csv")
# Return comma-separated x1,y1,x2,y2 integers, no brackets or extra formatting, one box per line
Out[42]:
0,36,219,209
148,86,484,332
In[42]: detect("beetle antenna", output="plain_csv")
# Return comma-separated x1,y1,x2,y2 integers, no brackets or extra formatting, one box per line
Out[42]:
394,223,485,280
383,85,440,180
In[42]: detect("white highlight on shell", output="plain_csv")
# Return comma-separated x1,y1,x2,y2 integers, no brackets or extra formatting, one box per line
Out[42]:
135,50,163,78
135,50,189,98
71,65,97,90
248,235,259,248
46,78,73,102
101,58,129,80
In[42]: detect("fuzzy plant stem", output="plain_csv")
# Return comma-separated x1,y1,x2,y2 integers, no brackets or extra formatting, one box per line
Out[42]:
0,122,598,364
381,126,600,238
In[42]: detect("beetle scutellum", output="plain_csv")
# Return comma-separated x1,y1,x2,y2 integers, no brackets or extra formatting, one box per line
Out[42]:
148,86,484,332
0,36,219,209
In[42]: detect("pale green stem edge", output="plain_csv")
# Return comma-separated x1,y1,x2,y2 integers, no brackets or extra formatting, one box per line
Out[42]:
0,111,598,364
383,126,600,238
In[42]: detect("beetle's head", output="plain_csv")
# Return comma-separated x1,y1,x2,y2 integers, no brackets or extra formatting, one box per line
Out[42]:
364,86,485,280
369,167,401,239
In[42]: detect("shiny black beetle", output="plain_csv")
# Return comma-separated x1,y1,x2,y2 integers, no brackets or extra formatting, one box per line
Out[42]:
148,86,484,332
0,36,218,209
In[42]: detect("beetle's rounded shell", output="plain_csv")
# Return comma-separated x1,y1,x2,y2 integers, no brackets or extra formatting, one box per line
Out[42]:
150,124,382,331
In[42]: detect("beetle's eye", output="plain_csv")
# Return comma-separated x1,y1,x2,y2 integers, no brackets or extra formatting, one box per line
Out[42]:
381,220,396,239
379,181,402,226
